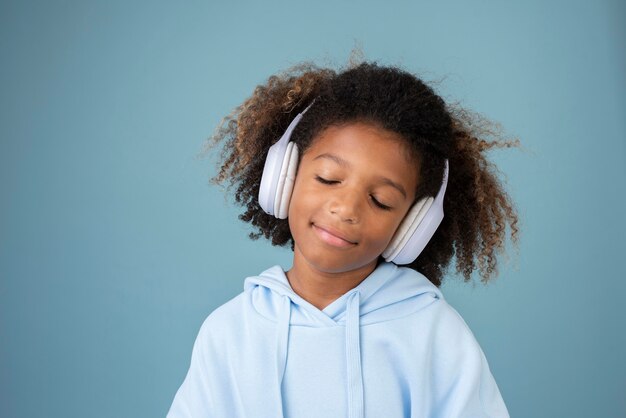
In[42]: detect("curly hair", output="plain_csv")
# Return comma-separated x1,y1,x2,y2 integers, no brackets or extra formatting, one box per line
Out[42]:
201,58,521,287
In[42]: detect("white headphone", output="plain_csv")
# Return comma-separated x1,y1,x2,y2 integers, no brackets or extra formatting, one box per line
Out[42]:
258,101,449,265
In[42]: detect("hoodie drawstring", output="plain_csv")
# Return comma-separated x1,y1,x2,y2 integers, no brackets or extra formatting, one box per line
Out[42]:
346,290,364,418
277,295,292,388
276,291,364,418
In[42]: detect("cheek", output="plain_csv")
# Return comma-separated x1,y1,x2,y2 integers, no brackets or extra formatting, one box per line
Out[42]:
369,212,408,247
370,219,399,246
287,179,315,227
288,175,319,212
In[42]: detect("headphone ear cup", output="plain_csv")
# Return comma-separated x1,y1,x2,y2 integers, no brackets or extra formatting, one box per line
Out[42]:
382,197,433,262
274,142,299,219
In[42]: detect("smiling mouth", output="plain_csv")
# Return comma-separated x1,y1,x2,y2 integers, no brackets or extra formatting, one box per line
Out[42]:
312,224,357,248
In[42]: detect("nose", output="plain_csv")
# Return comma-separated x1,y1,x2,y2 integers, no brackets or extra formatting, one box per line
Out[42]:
328,188,362,224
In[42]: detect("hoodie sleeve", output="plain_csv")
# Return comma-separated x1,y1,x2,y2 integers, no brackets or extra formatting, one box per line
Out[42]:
166,318,215,418
432,303,510,418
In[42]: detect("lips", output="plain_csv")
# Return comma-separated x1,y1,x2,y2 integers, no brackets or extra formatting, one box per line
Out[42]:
312,223,357,248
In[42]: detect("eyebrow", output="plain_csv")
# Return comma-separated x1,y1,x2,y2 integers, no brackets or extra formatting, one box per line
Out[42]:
312,152,408,199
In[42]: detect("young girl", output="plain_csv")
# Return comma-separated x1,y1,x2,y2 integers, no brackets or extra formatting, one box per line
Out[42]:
167,58,520,418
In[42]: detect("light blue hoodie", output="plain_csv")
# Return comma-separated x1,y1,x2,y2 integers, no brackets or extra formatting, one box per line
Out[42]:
167,261,509,417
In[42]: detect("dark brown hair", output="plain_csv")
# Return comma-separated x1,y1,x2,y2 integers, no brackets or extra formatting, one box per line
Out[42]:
202,58,521,287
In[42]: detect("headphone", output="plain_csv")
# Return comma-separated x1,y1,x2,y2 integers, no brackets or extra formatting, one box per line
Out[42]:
258,101,449,265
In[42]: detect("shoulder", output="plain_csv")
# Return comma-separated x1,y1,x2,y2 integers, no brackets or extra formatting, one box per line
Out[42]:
427,298,483,355
423,298,496,390
194,291,248,341
424,301,510,416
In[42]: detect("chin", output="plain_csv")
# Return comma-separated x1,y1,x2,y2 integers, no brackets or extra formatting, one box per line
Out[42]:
301,248,378,275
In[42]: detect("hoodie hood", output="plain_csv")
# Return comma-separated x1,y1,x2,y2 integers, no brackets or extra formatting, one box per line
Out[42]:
243,261,443,418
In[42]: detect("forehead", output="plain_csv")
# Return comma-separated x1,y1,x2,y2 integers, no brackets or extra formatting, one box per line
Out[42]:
304,122,417,166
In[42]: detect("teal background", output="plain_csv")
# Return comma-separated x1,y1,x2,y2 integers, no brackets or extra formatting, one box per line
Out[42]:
1,0,624,416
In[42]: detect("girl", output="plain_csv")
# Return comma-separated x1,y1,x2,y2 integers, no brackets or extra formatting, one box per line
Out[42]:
167,58,520,418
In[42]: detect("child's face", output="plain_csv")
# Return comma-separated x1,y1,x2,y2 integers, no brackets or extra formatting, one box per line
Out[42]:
288,122,420,274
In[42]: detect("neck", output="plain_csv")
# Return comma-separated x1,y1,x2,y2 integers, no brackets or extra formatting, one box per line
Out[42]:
286,247,379,311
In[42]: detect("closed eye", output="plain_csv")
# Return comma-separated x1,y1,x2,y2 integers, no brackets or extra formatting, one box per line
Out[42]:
315,176,339,185
370,196,392,211
316,176,393,211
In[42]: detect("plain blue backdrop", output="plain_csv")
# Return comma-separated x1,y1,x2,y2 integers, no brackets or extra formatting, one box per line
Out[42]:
1,0,624,417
